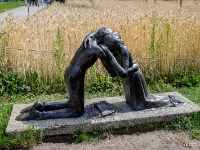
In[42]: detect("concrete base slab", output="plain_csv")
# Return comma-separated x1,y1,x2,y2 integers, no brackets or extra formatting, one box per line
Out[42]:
6,92,200,136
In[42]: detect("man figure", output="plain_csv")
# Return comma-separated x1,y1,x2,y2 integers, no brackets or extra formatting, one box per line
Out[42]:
16,27,125,120
16,27,169,120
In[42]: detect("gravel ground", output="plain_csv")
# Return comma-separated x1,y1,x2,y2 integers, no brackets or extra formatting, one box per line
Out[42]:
33,130,200,150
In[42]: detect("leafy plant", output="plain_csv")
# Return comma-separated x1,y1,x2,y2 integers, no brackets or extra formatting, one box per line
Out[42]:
0,71,30,96
72,130,97,143
167,112,200,140
86,75,123,94
149,12,157,57
25,70,67,94
173,73,200,88
25,70,39,91
0,124,44,149
0,105,43,150
53,27,65,80
165,72,200,88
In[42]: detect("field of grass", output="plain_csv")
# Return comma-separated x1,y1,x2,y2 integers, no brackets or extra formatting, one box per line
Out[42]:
0,2,24,13
0,1,199,148
0,0,200,85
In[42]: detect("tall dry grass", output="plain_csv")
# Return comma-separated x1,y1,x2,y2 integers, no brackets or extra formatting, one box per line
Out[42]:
0,0,200,83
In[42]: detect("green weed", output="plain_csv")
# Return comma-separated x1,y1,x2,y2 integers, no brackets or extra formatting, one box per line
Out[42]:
0,105,12,136
0,121,44,149
172,72,200,88
0,71,30,96
86,74,123,94
93,126,104,133
72,130,97,143
177,87,200,105
53,27,65,78
149,12,156,57
167,112,200,140
135,132,141,135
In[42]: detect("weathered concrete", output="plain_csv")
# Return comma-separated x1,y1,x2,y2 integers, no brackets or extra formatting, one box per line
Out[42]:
6,92,200,136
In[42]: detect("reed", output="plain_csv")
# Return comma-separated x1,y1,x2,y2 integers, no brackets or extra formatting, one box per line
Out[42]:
0,0,199,84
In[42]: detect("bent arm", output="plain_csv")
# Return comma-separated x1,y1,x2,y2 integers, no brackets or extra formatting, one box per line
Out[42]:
88,46,117,77
100,44,127,78
128,52,139,73
118,45,129,72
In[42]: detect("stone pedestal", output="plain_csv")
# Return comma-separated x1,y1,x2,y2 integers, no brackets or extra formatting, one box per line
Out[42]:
6,92,200,137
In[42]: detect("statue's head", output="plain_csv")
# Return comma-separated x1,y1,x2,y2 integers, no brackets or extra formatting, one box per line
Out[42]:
102,32,124,52
94,27,112,44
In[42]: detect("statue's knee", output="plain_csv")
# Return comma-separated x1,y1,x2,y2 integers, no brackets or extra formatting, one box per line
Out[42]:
65,72,75,82
66,74,71,82
71,107,84,117
77,109,84,117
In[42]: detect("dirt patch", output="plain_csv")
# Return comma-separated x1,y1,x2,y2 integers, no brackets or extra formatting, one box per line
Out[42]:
33,130,200,150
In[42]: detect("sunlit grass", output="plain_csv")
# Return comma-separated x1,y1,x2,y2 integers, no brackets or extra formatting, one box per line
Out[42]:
0,0,200,83
0,2,24,13
0,1,200,148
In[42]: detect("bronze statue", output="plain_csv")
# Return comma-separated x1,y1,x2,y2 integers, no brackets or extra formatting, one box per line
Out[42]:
16,27,182,121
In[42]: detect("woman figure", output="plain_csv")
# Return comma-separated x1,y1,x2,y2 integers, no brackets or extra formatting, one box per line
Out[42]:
97,31,169,110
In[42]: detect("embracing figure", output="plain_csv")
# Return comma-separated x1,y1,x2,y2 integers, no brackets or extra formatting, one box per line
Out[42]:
16,27,170,121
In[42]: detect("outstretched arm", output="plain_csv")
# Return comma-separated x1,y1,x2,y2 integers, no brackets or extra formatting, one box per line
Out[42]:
99,44,128,78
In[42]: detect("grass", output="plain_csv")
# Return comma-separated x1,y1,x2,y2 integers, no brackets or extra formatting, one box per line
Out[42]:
0,0,200,148
0,104,43,149
0,0,200,84
149,79,200,106
0,83,200,149
0,2,24,13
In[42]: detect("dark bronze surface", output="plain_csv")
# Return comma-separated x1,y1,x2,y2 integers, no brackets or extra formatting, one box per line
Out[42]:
16,27,184,121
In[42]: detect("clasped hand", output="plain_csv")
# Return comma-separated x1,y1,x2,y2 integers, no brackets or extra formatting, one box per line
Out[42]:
100,44,139,76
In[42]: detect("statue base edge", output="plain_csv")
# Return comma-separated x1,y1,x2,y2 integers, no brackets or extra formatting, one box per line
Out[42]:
6,92,200,137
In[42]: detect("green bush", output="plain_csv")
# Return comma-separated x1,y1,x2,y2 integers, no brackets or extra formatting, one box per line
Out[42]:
0,71,30,96
1,69,199,98
166,72,200,88
85,75,122,94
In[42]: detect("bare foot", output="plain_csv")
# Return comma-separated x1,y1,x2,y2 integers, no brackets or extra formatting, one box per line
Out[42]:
16,110,42,121
20,102,43,114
